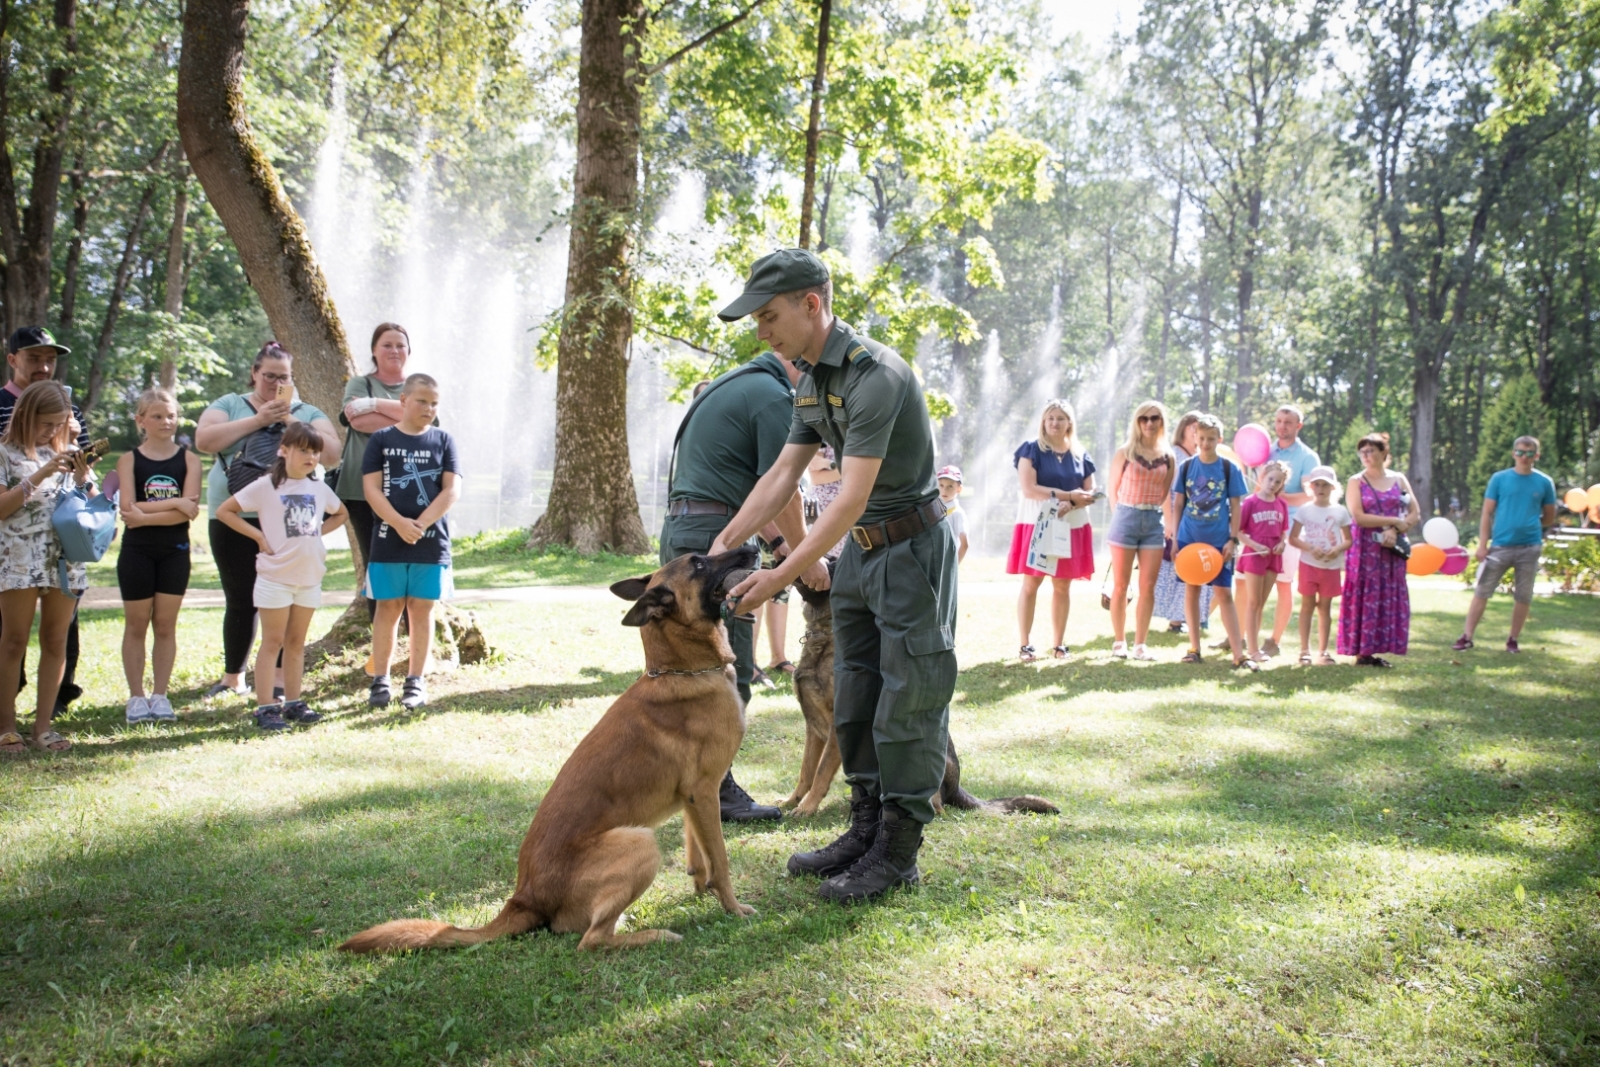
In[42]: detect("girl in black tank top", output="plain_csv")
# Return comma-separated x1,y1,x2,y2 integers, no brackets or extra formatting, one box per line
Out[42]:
125,445,192,548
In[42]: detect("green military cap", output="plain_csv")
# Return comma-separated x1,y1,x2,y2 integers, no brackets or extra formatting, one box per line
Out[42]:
717,248,830,322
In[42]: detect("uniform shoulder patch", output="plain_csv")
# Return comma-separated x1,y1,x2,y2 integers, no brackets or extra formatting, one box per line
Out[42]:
846,344,872,364
827,394,844,406
796,395,819,407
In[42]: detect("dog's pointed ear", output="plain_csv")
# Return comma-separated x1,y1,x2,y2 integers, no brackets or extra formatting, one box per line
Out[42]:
610,574,654,602
621,586,676,627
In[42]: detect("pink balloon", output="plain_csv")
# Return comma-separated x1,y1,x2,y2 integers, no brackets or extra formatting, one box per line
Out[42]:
1439,546,1468,576
1233,424,1272,467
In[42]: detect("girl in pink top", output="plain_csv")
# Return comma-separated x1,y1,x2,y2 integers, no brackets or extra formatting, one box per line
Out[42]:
1237,461,1289,662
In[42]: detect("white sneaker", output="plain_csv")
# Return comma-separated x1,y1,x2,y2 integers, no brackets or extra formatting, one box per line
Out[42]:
1111,641,1128,659
1132,643,1154,661
148,694,176,721
125,696,153,724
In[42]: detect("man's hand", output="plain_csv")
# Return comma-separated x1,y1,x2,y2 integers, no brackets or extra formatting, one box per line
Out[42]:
799,558,831,592
1474,542,1489,563
726,567,791,616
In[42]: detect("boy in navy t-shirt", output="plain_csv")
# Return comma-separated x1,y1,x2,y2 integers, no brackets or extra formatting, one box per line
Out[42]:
361,373,460,709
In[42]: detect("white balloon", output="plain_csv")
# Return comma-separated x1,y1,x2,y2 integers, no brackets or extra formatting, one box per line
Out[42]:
1422,516,1459,550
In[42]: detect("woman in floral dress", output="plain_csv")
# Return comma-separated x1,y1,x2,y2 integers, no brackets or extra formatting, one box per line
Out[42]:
0,382,92,753
1337,432,1420,666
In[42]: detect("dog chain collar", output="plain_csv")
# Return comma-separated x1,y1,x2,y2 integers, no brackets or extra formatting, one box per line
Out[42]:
799,628,831,645
645,666,726,678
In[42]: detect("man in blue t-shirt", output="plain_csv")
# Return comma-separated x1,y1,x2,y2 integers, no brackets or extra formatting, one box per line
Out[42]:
1265,405,1319,656
361,373,461,709
1453,436,1557,653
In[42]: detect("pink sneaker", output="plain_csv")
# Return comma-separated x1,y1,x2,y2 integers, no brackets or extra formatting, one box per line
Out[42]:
1451,635,1474,651
1505,637,1520,653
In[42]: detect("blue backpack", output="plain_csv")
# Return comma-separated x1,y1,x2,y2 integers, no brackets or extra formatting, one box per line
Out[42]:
51,485,118,595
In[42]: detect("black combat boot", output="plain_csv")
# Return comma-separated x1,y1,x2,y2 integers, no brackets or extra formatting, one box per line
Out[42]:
720,770,782,823
786,785,881,878
816,802,923,903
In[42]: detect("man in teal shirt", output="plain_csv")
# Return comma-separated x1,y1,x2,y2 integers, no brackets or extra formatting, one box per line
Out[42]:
1453,436,1557,653
712,249,958,904
1265,404,1319,656
660,349,825,821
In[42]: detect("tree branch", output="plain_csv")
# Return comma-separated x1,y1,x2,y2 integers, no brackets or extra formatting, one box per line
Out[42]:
640,0,774,78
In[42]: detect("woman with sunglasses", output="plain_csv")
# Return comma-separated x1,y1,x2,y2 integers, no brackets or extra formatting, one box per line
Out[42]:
1006,399,1096,661
1104,401,1176,659
195,343,341,699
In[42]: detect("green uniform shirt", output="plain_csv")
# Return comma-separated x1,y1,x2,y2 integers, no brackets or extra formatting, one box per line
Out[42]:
670,352,794,508
787,319,939,524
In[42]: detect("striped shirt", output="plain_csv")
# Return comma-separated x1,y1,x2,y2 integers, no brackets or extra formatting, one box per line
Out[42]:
1117,451,1173,507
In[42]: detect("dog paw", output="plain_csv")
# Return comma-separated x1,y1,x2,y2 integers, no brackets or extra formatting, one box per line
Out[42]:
728,902,756,918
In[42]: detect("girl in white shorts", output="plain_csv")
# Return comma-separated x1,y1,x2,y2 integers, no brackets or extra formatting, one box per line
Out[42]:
217,421,345,731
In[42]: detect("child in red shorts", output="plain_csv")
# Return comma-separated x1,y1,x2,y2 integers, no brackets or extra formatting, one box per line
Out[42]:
1237,461,1290,662
1290,465,1352,665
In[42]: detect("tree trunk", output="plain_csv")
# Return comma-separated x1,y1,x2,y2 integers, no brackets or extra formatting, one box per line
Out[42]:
161,159,188,392
0,0,78,335
798,0,832,249
1155,174,1183,402
83,181,158,415
1408,349,1440,516
57,162,88,338
1198,271,1213,410
175,0,353,422
527,0,649,554
1235,186,1261,425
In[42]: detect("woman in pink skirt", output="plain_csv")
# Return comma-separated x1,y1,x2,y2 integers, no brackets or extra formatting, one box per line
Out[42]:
1007,399,1096,660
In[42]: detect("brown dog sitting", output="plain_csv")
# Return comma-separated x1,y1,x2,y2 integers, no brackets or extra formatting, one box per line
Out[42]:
340,546,761,954
784,569,1058,817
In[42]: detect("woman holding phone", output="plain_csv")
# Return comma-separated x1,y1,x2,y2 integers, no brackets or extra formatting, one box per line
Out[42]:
194,343,339,700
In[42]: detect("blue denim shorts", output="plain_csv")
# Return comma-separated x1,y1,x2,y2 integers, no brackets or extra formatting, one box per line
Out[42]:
1107,504,1166,550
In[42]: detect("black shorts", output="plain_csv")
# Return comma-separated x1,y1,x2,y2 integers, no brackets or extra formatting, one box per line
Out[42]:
117,543,192,601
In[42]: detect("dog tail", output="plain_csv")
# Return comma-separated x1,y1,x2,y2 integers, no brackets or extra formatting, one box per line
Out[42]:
339,900,542,954
940,784,1061,815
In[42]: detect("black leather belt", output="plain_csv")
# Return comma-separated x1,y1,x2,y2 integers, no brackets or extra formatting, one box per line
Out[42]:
849,498,947,551
666,499,731,517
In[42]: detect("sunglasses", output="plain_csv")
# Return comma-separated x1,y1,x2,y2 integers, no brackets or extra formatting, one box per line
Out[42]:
1512,449,1537,457
1138,414,1163,424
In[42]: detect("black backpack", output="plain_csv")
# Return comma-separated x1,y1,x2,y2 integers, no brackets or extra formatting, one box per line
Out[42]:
223,398,306,496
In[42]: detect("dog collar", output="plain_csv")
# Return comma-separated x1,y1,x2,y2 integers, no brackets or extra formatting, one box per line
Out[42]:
645,666,727,678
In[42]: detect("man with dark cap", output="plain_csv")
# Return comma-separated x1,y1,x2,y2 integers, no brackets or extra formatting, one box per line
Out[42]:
661,347,831,822
711,249,957,903
1,327,91,716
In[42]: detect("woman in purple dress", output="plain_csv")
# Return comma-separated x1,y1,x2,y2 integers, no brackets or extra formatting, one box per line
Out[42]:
1338,432,1420,666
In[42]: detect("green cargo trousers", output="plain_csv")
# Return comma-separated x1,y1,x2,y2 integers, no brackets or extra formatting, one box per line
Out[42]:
830,519,959,824
659,513,754,706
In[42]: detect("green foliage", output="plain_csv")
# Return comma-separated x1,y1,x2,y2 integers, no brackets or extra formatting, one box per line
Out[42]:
1483,0,1600,140
1468,374,1552,502
1539,535,1600,592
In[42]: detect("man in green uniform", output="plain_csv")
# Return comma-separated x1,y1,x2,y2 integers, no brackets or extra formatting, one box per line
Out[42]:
712,249,958,903
662,348,830,822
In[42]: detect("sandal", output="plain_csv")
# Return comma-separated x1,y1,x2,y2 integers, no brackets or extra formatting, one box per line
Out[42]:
1317,654,1337,666
1298,652,1312,665
1019,645,1038,663
1180,651,1203,664
1232,658,1260,672
1357,655,1393,668
1132,643,1154,661
32,730,71,752
0,730,25,755
1111,641,1128,659
766,660,797,675
1051,645,1070,659
751,667,775,688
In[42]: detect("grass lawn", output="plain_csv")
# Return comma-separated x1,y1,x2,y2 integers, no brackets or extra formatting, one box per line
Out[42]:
1,573,1596,1065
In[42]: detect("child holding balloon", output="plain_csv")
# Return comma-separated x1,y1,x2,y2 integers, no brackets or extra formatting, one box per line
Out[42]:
1237,461,1290,662
1169,415,1254,670
1290,466,1352,665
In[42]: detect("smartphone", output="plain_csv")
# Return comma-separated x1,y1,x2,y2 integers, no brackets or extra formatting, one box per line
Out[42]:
276,382,291,402
81,438,110,464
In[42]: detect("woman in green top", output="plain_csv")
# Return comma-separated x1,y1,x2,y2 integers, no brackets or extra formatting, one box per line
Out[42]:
338,323,411,613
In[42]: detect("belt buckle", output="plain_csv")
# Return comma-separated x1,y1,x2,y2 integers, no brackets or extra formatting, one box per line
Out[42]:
850,525,874,551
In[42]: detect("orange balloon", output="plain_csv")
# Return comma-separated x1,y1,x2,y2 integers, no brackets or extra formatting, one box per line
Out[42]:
1175,542,1224,585
1588,484,1600,510
1407,544,1445,576
1565,488,1590,512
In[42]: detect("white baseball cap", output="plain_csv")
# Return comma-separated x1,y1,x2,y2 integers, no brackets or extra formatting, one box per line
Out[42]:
1306,465,1339,486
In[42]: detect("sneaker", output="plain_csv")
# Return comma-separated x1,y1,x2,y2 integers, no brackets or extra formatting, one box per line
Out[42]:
1451,635,1474,651
400,676,427,710
283,700,322,725
147,695,177,722
203,680,247,701
1505,637,1520,653
1261,638,1280,657
369,676,392,707
125,696,153,724
254,705,289,732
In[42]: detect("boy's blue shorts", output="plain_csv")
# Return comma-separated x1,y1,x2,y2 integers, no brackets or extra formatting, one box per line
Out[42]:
367,561,450,601
1176,538,1236,588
